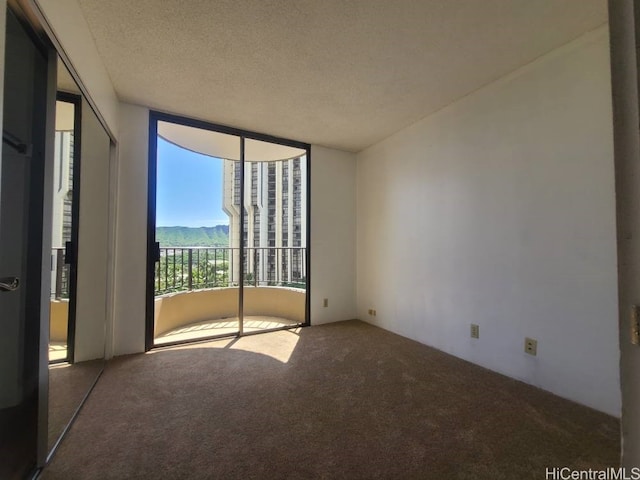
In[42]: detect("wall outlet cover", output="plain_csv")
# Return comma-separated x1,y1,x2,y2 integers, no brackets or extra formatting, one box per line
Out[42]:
524,337,537,356
470,324,479,339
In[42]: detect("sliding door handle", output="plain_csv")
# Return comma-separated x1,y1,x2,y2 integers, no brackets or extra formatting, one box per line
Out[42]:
0,276,20,292
153,242,161,263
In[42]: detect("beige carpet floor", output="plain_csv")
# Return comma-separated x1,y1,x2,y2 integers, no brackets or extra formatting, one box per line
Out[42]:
42,320,619,479
48,360,104,451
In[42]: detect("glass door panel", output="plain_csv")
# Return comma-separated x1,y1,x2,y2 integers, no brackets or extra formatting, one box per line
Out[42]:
241,138,307,333
153,122,240,345
49,98,77,363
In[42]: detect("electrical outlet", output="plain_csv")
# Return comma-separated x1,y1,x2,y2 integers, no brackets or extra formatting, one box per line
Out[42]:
372,310,377,316
323,298,328,308
470,324,479,339
524,337,537,356
368,309,373,315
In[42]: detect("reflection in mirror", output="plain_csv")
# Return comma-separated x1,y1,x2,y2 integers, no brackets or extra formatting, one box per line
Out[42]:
47,57,110,456
49,98,75,363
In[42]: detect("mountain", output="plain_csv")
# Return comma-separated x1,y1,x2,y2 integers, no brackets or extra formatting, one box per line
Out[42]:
156,225,229,247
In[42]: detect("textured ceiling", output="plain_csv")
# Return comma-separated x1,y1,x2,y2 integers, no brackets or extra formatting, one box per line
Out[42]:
77,0,607,152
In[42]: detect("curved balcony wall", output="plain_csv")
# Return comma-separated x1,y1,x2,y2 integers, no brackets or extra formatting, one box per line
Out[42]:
154,286,305,337
50,300,69,343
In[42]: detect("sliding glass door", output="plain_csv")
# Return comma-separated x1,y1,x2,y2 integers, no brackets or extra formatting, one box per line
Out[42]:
151,122,241,345
241,139,307,334
147,114,309,349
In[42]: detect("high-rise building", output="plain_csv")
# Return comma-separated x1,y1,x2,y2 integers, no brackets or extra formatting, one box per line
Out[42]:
50,129,74,299
222,157,307,286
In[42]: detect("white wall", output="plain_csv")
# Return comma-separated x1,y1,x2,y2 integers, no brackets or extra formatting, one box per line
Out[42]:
310,146,357,324
112,103,148,355
356,27,621,416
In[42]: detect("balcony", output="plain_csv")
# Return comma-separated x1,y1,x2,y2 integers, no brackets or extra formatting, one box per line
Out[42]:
49,246,307,350
153,246,306,344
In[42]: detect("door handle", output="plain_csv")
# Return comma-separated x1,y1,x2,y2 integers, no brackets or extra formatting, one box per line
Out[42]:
0,276,20,292
153,242,161,263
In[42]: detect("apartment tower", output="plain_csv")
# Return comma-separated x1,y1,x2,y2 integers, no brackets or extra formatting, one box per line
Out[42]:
222,157,307,286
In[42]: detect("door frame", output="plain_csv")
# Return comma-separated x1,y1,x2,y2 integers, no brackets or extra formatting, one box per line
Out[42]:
145,111,311,351
51,91,82,365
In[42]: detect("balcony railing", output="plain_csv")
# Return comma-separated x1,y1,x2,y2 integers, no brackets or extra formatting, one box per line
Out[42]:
50,246,306,299
155,247,306,296
51,248,69,300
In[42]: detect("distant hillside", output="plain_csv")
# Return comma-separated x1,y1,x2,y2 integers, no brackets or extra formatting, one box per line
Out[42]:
156,225,229,247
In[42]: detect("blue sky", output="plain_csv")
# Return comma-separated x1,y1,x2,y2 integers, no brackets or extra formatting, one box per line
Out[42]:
156,138,228,227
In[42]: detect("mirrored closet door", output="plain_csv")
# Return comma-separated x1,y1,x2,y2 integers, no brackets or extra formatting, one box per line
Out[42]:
47,58,111,459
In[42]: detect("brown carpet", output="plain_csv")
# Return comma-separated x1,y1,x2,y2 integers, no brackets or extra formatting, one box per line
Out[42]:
48,360,104,451
42,320,619,479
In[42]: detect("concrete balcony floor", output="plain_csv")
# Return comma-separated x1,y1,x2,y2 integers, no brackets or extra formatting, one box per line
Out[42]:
153,286,305,345
155,315,300,345
49,342,68,362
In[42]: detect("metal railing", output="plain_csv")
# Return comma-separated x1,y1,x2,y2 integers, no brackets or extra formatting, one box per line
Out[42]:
155,246,306,295
51,248,69,299
51,246,306,298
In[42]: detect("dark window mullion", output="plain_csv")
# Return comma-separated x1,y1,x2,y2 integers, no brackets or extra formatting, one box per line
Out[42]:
238,139,245,335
